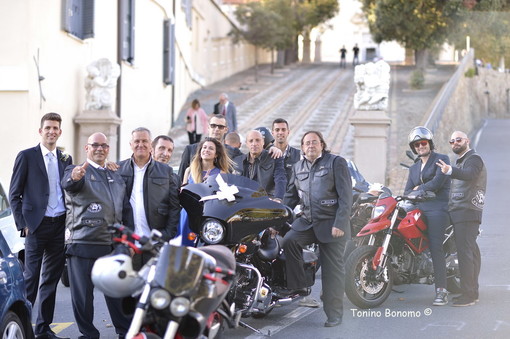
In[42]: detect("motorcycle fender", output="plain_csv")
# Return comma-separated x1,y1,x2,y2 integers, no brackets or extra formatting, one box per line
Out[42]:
357,220,391,237
372,247,384,270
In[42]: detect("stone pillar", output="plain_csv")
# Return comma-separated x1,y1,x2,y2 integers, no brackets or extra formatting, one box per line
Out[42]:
349,110,391,185
74,110,122,163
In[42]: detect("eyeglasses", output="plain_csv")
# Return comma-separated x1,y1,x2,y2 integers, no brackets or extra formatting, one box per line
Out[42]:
303,140,320,146
88,143,110,149
449,137,464,144
209,123,227,130
413,140,429,148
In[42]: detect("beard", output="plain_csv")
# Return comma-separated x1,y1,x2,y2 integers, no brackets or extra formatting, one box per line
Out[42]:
453,143,467,155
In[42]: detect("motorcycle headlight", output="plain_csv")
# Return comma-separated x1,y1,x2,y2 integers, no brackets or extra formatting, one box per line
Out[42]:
371,205,385,219
201,219,225,244
170,297,190,317
150,288,171,310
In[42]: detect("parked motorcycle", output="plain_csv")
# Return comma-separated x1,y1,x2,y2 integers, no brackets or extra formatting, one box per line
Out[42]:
179,174,319,324
92,224,236,339
345,190,460,309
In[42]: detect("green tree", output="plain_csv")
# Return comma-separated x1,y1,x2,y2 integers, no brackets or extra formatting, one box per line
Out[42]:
361,0,462,69
230,2,292,79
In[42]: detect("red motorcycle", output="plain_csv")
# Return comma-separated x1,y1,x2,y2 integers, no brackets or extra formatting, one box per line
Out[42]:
345,191,461,309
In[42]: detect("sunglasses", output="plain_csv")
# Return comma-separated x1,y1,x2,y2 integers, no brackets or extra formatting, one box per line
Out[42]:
413,140,428,148
209,123,227,130
449,137,464,144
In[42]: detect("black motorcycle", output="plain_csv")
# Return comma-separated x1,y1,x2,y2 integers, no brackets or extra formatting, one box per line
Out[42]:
92,224,236,339
179,174,319,325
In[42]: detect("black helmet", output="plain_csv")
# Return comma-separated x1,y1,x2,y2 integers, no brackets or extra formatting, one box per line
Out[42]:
255,126,274,149
408,126,434,154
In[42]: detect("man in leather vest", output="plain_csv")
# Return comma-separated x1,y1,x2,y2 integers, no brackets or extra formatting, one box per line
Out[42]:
63,132,132,339
437,130,487,307
282,131,352,327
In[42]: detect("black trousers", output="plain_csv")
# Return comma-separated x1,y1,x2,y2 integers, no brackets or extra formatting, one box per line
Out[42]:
24,216,66,335
453,220,481,299
282,228,347,321
423,210,449,290
68,255,131,338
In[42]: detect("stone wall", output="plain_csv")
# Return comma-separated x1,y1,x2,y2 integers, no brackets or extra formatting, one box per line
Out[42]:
424,51,510,157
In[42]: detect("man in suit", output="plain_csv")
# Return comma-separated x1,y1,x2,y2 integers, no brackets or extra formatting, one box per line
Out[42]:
271,118,301,181
282,131,352,328
118,128,181,268
213,92,237,132
9,112,72,339
232,130,287,200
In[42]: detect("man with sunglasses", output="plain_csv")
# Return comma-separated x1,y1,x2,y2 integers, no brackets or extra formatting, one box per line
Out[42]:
437,131,487,307
405,126,451,306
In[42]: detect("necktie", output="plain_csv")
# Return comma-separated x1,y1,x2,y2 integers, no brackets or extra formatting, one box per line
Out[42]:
222,105,226,116
47,153,59,209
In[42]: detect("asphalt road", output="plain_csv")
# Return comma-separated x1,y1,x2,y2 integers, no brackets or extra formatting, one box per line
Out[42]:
38,119,510,338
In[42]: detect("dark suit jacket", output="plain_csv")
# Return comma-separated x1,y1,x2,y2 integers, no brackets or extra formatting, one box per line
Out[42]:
404,151,450,213
213,101,237,132
9,145,73,233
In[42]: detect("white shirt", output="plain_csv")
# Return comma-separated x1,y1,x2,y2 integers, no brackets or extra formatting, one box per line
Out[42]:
40,144,65,216
130,160,151,238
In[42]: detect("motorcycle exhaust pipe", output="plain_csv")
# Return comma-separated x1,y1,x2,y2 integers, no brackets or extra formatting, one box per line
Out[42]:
274,297,293,306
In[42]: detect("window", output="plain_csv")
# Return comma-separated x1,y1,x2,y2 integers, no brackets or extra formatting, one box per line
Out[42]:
62,0,95,40
163,20,175,85
119,0,135,63
181,0,192,28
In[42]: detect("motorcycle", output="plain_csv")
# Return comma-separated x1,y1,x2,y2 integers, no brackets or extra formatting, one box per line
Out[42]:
179,174,319,326
92,224,236,339
345,190,461,309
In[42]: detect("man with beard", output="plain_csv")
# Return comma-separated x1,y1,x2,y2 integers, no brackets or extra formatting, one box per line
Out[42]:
437,131,487,306
282,131,352,327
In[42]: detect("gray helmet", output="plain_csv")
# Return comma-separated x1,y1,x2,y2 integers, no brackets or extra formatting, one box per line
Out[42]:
255,126,274,149
91,253,144,298
408,126,434,154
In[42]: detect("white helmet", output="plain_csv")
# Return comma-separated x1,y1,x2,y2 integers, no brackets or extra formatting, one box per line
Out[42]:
92,253,144,298
408,126,434,154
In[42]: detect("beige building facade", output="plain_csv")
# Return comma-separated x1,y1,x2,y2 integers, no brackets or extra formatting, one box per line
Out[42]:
0,0,269,188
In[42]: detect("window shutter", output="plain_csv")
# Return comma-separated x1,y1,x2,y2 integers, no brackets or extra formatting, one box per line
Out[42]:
119,0,135,63
82,0,95,39
163,19,175,86
62,0,94,40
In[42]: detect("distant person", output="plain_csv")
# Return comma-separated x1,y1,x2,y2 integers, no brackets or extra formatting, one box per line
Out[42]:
185,99,209,145
353,44,360,66
9,112,72,339
271,118,301,181
213,93,238,132
152,135,175,165
225,132,241,150
63,132,131,339
437,131,487,307
339,45,347,68
233,130,286,200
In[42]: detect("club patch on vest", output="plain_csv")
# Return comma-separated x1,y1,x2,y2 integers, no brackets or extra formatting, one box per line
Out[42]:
471,190,485,209
87,203,102,213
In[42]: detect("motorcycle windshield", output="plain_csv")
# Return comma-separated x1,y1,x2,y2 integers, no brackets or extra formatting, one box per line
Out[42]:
154,244,214,296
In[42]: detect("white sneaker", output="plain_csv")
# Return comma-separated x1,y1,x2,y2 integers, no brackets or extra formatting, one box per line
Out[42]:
298,296,320,308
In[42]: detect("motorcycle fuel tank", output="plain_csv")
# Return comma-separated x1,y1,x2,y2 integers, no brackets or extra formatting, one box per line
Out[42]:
397,209,429,253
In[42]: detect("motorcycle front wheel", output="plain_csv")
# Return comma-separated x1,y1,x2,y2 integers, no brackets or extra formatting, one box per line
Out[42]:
345,245,393,309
